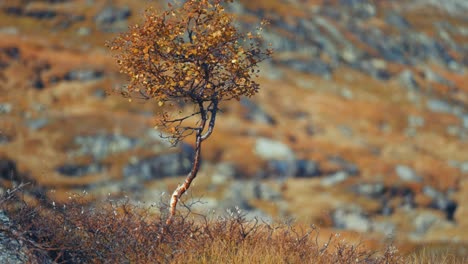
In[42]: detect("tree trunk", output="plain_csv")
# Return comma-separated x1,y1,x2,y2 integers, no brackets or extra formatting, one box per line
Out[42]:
166,131,203,225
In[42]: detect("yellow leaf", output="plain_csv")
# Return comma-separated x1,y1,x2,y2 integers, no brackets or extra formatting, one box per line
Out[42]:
158,101,164,107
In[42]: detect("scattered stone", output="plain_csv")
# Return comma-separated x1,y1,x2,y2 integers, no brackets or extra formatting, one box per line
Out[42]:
372,221,396,237
0,211,31,264
64,69,103,82
0,135,10,145
72,133,138,160
0,103,12,114
24,9,57,20
224,181,281,203
408,115,425,128
240,98,276,125
211,163,236,185
328,156,360,176
413,212,440,235
395,165,422,182
1,47,20,60
461,114,468,129
264,160,297,178
426,99,453,114
0,158,18,181
56,163,105,177
255,138,295,161
93,88,107,99
280,59,332,78
95,6,131,32
398,70,419,91
25,118,49,131
321,171,350,187
295,159,321,178
385,11,411,30
351,182,385,198
423,186,458,220
123,144,194,180
77,27,91,36
332,205,372,232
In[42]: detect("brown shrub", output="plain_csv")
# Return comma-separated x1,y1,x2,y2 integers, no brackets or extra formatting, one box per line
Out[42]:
1,185,409,263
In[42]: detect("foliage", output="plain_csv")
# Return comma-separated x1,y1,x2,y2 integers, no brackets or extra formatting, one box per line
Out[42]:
108,0,271,144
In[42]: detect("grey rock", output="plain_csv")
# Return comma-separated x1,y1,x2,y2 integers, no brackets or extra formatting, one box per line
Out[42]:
295,159,321,177
95,6,131,32
240,98,275,125
423,68,454,86
328,156,360,176
385,11,411,30
72,133,138,160
321,171,350,187
408,115,425,128
123,143,194,180
279,59,332,78
399,70,419,91
56,163,105,177
352,182,385,198
372,221,396,237
332,205,371,232
237,181,281,201
395,165,423,182
461,114,468,129
0,27,19,35
0,158,18,181
211,163,236,185
426,99,453,114
0,135,10,145
264,160,297,178
93,88,107,99
64,69,103,82
0,211,30,264
413,212,440,235
255,138,295,161
24,9,57,20
423,186,457,220
0,211,53,264
460,162,468,173
26,118,49,130
0,103,12,114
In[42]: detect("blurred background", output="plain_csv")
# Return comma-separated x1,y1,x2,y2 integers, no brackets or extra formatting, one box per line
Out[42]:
0,0,467,256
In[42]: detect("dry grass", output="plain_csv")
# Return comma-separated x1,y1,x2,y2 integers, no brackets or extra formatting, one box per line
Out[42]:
0,184,410,264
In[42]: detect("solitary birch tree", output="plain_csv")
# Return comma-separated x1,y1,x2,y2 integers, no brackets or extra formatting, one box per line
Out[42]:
108,0,271,224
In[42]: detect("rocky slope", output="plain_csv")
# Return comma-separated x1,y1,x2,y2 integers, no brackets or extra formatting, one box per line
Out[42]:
0,0,467,256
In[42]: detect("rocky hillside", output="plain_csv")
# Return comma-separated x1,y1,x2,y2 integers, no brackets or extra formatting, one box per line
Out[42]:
0,0,467,257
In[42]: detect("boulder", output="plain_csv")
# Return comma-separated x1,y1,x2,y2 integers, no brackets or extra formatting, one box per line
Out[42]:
295,159,321,178
321,171,350,187
423,186,458,220
255,138,295,161
211,163,236,185
395,165,422,182
332,205,372,232
0,158,18,181
0,103,12,115
56,163,105,177
123,143,194,180
426,99,453,114
240,98,276,125
0,211,53,264
72,133,138,160
64,69,103,82
95,6,131,32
